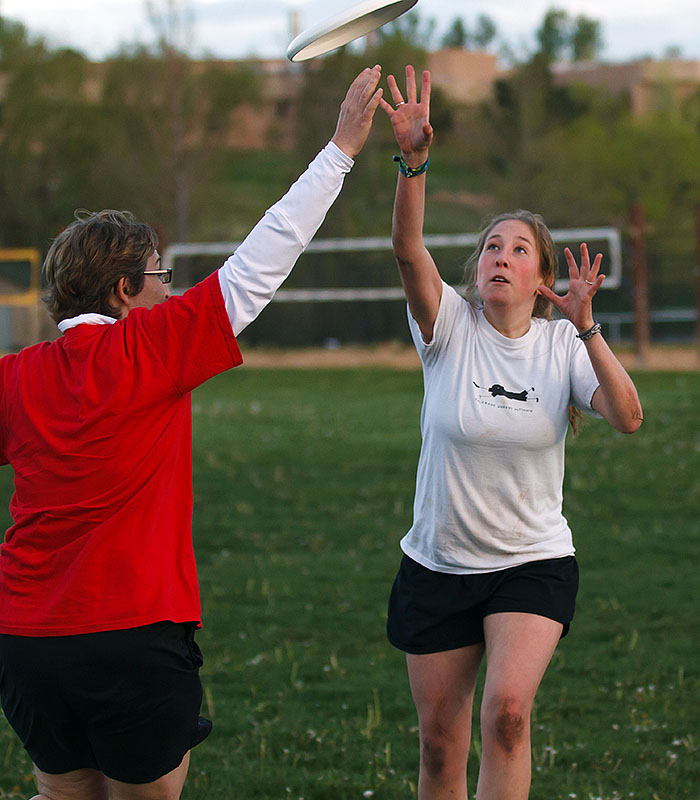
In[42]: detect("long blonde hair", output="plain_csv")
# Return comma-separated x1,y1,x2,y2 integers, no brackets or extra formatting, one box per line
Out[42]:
462,210,583,435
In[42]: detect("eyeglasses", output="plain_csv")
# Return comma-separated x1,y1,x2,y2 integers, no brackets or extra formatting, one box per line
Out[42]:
143,268,172,284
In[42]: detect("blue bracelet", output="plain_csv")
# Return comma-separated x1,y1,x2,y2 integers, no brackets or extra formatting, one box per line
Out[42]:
393,154,429,178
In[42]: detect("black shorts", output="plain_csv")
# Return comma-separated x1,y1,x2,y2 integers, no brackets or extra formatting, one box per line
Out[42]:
387,554,579,654
0,621,211,783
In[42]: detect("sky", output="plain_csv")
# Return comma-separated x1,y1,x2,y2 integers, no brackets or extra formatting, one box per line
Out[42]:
1,0,699,63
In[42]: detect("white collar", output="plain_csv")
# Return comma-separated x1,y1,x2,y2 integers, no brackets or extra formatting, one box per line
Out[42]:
58,313,119,333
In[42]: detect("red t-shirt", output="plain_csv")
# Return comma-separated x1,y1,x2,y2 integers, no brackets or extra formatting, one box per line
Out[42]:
0,273,242,636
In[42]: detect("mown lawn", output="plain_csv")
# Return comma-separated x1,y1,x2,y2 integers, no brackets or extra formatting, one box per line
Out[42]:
1,369,698,799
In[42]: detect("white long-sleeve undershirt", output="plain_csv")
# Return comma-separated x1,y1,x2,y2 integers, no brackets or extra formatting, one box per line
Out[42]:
217,141,353,336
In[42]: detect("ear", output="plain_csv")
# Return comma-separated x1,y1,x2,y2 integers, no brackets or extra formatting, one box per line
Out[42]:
113,277,132,315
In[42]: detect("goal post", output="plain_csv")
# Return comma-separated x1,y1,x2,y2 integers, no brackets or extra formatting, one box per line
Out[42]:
0,248,43,349
164,227,623,299
163,228,623,346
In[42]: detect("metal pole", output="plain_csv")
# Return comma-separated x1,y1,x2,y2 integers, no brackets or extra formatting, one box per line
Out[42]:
630,201,650,365
695,205,700,355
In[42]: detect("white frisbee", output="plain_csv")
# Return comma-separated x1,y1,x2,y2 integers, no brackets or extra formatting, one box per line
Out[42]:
287,0,419,62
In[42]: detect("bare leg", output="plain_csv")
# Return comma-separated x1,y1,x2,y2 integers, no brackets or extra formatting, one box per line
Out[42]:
31,751,190,800
31,766,108,800
476,613,562,800
407,644,485,800
109,751,191,800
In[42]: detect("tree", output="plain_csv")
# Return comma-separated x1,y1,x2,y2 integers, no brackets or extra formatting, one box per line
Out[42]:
571,15,602,62
535,8,602,63
0,19,109,247
441,18,471,49
473,15,498,50
536,8,570,62
99,47,260,251
0,7,260,251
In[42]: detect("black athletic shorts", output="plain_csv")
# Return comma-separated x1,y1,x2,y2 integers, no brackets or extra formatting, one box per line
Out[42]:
387,554,579,654
0,621,212,783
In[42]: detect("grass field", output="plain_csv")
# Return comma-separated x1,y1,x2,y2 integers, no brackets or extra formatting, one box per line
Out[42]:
1,368,698,799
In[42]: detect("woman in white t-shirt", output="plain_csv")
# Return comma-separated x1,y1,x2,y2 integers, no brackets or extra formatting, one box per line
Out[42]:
379,66,642,800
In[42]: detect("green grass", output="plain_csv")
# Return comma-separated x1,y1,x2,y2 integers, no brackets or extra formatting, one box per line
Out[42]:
1,369,698,799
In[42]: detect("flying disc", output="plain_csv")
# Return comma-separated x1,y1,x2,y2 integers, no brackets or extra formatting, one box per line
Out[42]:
287,0,419,62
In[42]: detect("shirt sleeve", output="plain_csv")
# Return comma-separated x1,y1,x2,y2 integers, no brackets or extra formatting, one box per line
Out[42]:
218,141,354,336
122,272,243,397
408,281,471,364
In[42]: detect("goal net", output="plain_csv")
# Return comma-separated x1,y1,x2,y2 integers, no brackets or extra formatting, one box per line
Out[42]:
164,228,622,347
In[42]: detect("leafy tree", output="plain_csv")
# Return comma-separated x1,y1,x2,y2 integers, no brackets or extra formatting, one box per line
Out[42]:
0,20,108,247
99,47,260,244
0,4,260,252
536,8,570,62
473,14,498,50
475,14,700,303
535,8,602,63
441,18,471,49
571,15,602,61
440,14,497,51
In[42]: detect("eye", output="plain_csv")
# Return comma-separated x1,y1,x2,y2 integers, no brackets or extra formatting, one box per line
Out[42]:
514,245,527,253
486,242,499,251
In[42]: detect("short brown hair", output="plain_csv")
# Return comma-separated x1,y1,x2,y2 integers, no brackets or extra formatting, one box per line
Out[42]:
462,210,557,319
43,209,158,323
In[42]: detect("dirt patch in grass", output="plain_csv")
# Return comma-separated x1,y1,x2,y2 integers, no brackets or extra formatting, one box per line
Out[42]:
240,342,700,371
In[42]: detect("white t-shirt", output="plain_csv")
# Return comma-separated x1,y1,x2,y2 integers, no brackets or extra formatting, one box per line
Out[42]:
401,281,600,574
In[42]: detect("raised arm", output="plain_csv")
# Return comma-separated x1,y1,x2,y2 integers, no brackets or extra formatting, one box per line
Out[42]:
538,244,643,434
380,65,441,342
219,66,383,336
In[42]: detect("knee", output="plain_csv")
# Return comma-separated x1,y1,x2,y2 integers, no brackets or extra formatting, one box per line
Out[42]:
419,723,463,776
483,696,528,753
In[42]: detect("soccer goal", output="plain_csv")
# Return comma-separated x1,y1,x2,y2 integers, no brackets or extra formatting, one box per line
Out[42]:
164,228,622,298
164,228,622,346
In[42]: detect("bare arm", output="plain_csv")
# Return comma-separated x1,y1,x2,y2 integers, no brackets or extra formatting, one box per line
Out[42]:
380,66,442,342
538,244,643,434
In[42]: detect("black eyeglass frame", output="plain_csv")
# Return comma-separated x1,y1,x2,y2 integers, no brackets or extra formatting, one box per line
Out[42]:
143,268,173,284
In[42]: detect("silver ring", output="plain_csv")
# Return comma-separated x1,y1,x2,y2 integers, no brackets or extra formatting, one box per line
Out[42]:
584,280,594,285
396,101,405,106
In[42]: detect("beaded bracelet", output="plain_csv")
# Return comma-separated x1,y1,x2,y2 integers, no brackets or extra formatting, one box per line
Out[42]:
393,154,429,178
576,322,602,341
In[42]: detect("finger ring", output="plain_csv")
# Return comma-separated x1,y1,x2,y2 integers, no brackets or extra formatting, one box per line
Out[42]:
396,101,405,106
585,280,594,285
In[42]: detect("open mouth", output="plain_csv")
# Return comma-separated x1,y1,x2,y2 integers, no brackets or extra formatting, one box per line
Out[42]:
491,276,510,283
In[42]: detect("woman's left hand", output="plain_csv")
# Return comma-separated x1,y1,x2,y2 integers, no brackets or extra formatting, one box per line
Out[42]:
537,243,605,333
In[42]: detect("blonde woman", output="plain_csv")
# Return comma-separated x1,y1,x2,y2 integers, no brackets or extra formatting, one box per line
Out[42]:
380,66,642,800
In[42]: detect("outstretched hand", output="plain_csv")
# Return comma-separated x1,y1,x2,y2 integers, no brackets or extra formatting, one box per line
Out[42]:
331,66,384,159
538,243,605,333
380,65,433,165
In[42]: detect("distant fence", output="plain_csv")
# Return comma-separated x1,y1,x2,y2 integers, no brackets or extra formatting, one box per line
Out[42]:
598,308,698,343
163,228,700,347
165,228,635,346
164,228,623,295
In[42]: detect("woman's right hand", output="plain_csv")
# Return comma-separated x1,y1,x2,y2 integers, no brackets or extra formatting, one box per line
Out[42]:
380,65,433,165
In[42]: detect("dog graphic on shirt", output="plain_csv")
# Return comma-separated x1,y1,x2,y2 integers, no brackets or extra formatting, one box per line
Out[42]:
473,382,540,404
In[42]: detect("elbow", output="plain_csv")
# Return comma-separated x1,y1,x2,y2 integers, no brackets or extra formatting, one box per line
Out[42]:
392,231,425,264
393,244,415,268
617,409,643,434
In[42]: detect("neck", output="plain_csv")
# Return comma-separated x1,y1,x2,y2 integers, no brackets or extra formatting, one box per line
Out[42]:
483,303,534,339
